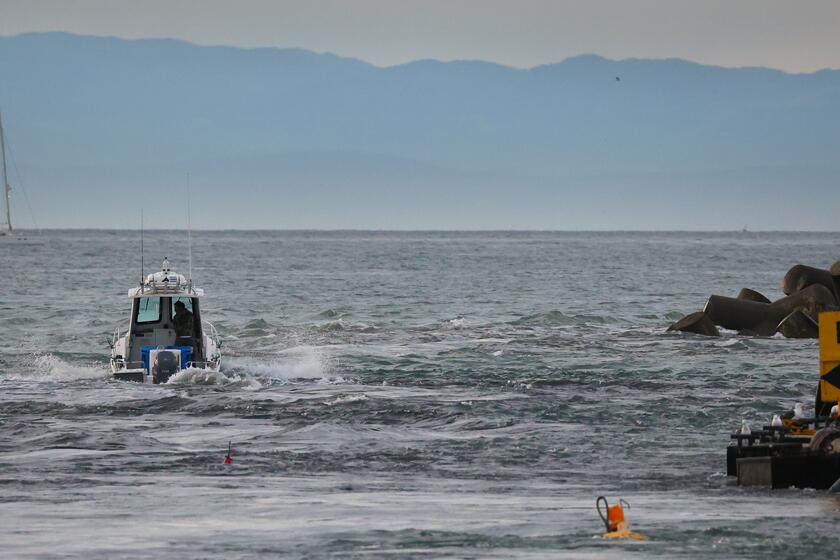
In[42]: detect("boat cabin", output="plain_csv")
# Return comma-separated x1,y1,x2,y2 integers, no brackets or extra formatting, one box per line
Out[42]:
128,293,204,369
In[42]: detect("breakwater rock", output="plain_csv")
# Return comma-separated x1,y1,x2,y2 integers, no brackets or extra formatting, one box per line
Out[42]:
669,261,840,338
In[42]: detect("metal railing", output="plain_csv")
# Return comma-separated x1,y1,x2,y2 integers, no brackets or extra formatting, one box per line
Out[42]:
204,320,221,347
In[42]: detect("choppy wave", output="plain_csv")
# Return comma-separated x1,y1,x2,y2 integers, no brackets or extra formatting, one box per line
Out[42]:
223,346,348,384
316,308,344,319
3,354,109,381
4,231,840,559
165,346,348,387
323,393,369,406
243,318,272,329
315,319,346,332
312,318,377,333
443,317,466,330
165,367,262,389
509,310,610,326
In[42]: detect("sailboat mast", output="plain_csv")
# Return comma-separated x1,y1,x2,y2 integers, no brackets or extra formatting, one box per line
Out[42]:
0,111,11,232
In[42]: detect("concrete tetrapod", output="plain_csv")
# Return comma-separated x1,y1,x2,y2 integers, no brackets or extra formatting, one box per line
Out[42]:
775,310,819,338
703,295,771,334
737,288,771,304
830,260,840,297
666,311,720,336
770,283,838,324
703,284,838,337
782,264,838,299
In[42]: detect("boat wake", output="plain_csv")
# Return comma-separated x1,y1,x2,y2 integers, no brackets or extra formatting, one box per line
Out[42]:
10,354,110,381
5,348,344,388
217,346,348,386
164,367,252,387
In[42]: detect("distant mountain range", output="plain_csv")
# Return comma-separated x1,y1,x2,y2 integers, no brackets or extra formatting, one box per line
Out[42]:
0,32,838,229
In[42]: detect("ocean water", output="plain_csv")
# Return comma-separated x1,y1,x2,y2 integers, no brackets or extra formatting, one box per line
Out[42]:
2,230,839,559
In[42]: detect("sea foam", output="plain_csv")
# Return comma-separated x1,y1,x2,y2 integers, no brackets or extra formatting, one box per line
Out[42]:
6,354,110,381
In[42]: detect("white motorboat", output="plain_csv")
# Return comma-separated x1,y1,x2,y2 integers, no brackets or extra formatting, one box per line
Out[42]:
110,257,222,383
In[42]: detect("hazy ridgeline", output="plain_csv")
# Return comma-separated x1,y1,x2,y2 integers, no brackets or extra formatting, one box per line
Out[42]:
0,32,838,229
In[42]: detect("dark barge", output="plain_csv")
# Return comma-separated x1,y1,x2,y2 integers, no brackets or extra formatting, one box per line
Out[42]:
727,310,840,489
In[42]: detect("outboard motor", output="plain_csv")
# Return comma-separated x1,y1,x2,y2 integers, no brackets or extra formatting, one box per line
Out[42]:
151,348,181,383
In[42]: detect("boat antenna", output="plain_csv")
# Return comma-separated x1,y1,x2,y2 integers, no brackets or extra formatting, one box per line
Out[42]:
140,209,145,288
187,172,192,287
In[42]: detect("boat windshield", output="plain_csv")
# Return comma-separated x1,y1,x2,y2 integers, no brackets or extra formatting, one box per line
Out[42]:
136,297,161,323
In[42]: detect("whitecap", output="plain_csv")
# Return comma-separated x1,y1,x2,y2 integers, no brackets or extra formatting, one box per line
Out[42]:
4,354,109,381
166,368,235,386
223,345,346,384
323,393,368,406
443,317,466,330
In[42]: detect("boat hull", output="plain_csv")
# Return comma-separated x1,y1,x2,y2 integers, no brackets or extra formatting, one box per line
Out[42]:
114,370,146,383
111,361,222,384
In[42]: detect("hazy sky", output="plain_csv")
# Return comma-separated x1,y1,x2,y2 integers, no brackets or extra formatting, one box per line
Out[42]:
1,0,839,72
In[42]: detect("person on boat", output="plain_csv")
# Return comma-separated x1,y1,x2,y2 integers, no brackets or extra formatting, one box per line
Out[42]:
173,300,194,340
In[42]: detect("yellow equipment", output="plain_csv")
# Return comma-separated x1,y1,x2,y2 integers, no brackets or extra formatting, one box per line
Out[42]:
818,311,840,412
782,417,816,436
602,530,649,540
